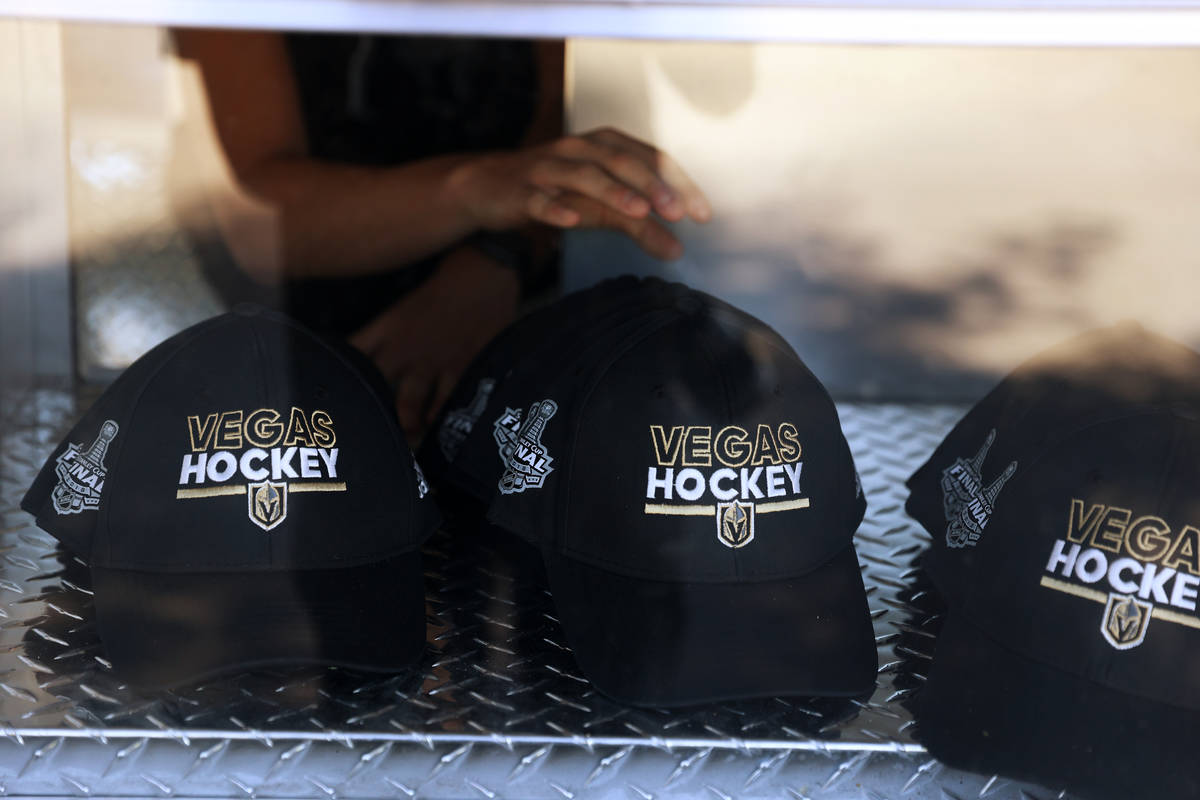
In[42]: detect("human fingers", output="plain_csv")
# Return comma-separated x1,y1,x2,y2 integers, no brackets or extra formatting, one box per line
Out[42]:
549,134,685,222
524,187,582,228
527,155,657,222
583,128,712,223
560,193,685,261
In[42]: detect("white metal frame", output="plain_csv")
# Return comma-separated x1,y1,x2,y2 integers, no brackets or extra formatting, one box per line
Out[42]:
0,19,71,384
5,1,1200,45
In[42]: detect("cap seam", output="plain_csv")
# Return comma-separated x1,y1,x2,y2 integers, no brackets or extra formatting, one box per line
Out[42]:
264,312,402,438
729,328,860,545
247,313,275,567
1150,411,1185,529
694,324,744,576
560,309,686,551
969,404,1190,504
267,311,427,542
96,315,240,565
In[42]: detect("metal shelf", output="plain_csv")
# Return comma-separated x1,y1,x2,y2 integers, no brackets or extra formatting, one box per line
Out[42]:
6,0,1200,45
0,388,1075,798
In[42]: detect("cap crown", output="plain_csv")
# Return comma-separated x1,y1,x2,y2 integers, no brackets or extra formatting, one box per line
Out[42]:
908,322,1200,605
444,301,683,502
425,275,650,476
23,308,438,571
433,278,803,504
488,296,864,582
950,410,1200,710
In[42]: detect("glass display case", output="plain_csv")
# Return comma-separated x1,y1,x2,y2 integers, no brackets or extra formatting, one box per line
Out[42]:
5,4,1200,798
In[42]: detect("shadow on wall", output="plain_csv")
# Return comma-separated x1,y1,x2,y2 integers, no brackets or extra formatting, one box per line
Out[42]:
653,45,757,118
567,41,757,137
565,217,1118,403
70,180,1120,403
564,42,1200,402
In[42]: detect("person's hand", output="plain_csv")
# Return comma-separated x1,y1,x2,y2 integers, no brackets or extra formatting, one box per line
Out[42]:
349,246,520,443
450,127,711,261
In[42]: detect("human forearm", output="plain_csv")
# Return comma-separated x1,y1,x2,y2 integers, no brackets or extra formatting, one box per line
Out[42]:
214,127,712,284
219,153,482,283
349,243,521,439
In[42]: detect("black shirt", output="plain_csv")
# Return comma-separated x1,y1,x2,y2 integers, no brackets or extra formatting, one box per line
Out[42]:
200,34,539,337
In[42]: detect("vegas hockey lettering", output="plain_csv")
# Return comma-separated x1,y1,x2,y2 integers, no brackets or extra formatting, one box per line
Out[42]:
1044,498,1200,612
179,407,339,485
650,423,801,467
187,407,335,451
646,423,804,502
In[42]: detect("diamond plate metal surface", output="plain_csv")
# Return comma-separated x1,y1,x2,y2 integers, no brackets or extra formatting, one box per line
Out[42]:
0,389,1077,798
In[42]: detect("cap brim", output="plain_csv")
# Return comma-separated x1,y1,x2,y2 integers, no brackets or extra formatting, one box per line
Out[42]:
93,551,426,689
913,613,1200,800
544,544,877,707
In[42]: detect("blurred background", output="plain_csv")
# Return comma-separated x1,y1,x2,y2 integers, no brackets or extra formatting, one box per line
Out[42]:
5,21,1200,399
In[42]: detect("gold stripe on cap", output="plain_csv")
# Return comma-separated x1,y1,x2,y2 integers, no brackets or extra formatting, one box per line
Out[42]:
642,497,810,517
291,482,347,493
176,485,246,499
176,481,347,500
758,498,811,514
1156,606,1200,633
1039,576,1106,603
1039,576,1200,632
644,503,714,516
1153,607,1200,631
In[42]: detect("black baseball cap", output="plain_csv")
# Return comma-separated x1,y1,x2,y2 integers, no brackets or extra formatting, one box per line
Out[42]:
905,324,1200,797
428,277,799,506
437,295,691,503
907,321,1200,607
910,410,1200,799
423,275,681,498
21,306,440,688
485,290,876,707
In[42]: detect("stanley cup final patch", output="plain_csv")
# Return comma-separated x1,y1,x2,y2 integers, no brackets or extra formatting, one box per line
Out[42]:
940,429,1017,549
52,420,119,515
439,378,495,461
496,399,557,495
413,456,430,499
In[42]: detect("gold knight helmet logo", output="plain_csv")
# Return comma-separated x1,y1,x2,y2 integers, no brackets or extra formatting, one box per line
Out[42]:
248,480,287,531
717,500,755,548
1101,592,1151,650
